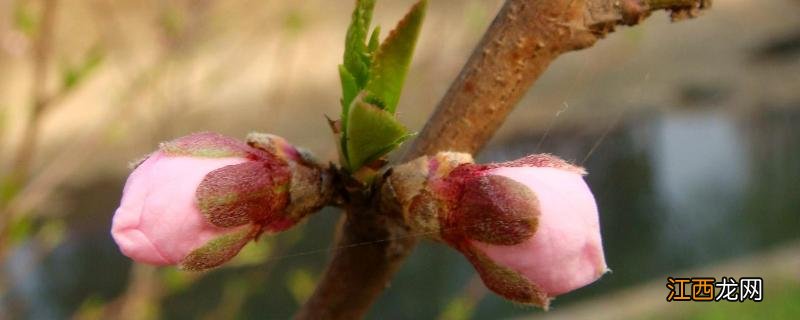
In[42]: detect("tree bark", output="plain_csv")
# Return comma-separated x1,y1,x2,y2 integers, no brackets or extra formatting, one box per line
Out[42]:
296,1,709,319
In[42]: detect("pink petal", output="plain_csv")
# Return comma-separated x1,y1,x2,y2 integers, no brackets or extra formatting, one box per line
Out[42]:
471,166,607,297
111,151,248,265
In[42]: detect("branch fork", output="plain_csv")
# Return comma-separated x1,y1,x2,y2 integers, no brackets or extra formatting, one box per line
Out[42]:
297,0,710,319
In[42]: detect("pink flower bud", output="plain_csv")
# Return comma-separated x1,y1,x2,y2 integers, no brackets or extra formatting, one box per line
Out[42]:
468,163,607,305
111,132,328,270
388,153,607,307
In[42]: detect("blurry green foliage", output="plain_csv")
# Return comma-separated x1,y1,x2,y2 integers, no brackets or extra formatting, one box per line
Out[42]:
286,268,316,304
438,296,476,320
6,215,64,252
274,220,308,250
38,218,66,249
162,268,195,294
0,105,6,128
211,278,249,319
7,215,35,245
227,239,273,267
61,47,105,91
160,4,186,39
0,177,21,205
105,122,128,145
73,295,106,320
13,1,38,36
284,9,307,35
464,2,491,35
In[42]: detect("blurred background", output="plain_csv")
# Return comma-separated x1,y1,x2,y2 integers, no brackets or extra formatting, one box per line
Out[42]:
1,0,798,319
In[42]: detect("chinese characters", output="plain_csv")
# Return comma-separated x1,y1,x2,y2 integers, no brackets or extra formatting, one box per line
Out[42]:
666,277,763,302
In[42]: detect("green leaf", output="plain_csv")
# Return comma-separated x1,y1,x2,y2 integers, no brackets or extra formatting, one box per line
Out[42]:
339,65,358,113
364,0,427,113
338,65,358,166
339,0,376,169
367,26,381,54
336,0,426,175
345,97,411,171
342,0,375,88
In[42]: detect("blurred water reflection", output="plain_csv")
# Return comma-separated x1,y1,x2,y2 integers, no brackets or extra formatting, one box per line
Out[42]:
650,110,750,265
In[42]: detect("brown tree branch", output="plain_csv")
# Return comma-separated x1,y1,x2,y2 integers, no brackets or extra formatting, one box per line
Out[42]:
294,189,413,319
0,0,60,265
8,0,59,186
297,0,709,319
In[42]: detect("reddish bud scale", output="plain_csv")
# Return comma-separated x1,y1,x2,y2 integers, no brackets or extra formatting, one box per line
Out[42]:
429,161,538,247
112,132,329,271
260,216,299,233
246,132,305,164
425,160,548,306
454,240,549,306
196,160,291,229
389,152,606,308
